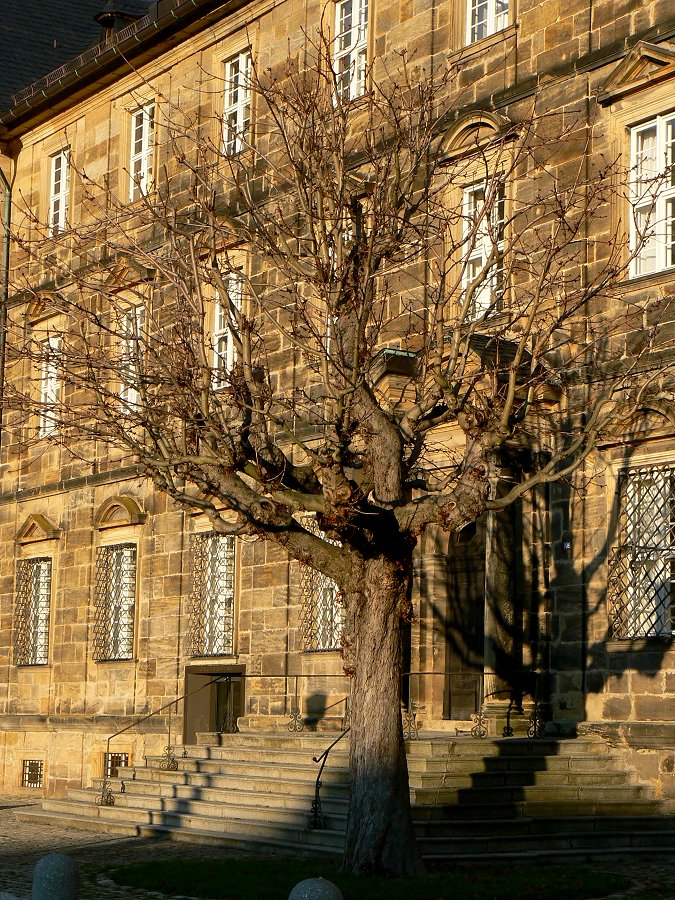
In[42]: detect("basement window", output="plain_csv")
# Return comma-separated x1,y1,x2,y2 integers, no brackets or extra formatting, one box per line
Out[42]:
104,752,129,778
21,759,44,788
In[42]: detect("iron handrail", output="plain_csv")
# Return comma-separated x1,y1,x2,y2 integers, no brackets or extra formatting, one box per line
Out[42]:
307,726,350,829
98,672,231,805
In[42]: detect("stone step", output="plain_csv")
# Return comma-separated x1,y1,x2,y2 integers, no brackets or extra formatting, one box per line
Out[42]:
138,822,344,856
28,801,346,850
406,736,614,758
115,768,349,800
407,770,633,789
410,782,656,806
409,798,667,819
411,814,675,836
43,792,348,832
66,784,349,819
126,763,349,793
183,744,350,768
194,732,348,750
416,827,675,856
406,752,632,775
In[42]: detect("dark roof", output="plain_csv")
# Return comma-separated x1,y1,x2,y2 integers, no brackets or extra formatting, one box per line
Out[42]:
0,1,153,110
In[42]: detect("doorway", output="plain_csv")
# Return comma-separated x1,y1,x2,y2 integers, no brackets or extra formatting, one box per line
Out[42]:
183,665,245,744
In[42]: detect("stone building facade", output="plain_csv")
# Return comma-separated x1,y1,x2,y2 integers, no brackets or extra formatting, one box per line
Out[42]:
0,0,673,803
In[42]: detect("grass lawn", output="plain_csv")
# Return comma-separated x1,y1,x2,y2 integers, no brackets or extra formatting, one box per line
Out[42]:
108,857,631,899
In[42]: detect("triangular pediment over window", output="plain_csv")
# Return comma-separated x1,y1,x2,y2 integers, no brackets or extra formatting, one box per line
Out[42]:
16,514,62,544
102,255,156,291
598,41,675,105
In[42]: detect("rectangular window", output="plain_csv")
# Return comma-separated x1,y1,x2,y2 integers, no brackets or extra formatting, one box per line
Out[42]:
608,462,674,638
300,519,343,651
21,759,44,788
38,333,60,438
213,272,242,386
119,305,144,409
104,752,129,778
462,182,505,318
49,148,70,236
467,0,509,44
334,0,368,101
189,533,235,657
223,50,252,155
93,543,137,661
14,558,52,666
129,103,155,202
630,115,675,277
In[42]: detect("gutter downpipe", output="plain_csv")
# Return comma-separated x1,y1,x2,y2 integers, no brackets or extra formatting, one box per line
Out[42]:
0,162,11,432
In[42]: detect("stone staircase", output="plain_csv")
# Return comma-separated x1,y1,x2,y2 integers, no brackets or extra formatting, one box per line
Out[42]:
19,732,675,862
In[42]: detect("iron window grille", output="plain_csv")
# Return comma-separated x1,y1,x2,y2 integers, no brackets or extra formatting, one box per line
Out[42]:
21,759,44,788
93,543,137,661
14,558,52,666
608,462,675,638
300,518,344,651
104,752,129,778
189,532,235,657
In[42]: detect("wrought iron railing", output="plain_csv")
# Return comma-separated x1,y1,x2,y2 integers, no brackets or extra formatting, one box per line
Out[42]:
307,726,350,829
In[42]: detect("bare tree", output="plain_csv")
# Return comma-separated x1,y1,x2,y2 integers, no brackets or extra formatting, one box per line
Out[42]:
5,35,673,875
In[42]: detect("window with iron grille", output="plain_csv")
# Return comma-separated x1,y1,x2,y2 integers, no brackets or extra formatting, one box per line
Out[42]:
21,759,43,788
93,543,137,661
104,751,129,778
300,519,343,651
189,533,235,657
14,558,52,666
608,463,675,638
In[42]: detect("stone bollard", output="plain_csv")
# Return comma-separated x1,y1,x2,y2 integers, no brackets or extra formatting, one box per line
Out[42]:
32,851,79,900
288,877,343,900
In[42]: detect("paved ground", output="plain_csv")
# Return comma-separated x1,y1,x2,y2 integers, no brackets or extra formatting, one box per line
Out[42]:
1,797,674,899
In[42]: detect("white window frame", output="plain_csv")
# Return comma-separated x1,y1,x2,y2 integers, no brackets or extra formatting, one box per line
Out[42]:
630,114,675,277
334,0,368,102
119,305,144,410
223,49,252,155
462,181,505,318
213,271,243,387
129,103,155,202
38,333,61,438
466,0,509,45
49,148,70,236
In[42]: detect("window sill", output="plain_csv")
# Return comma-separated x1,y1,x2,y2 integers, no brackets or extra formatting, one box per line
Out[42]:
619,268,675,293
606,637,673,651
450,23,518,64
94,657,137,664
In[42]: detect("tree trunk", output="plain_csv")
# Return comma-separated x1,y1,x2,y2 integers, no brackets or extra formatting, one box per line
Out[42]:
342,554,423,876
